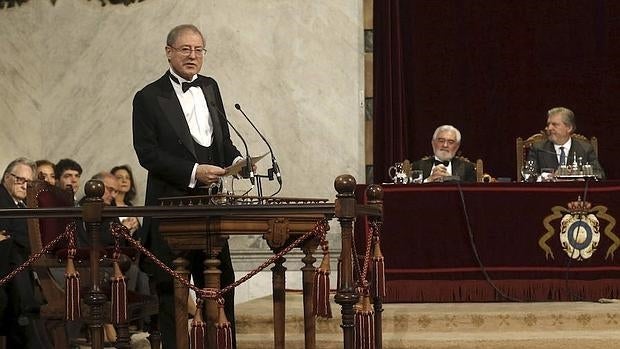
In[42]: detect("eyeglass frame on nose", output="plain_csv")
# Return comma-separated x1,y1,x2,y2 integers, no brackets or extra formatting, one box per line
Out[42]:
105,186,119,195
9,173,30,185
167,45,207,56
434,137,458,146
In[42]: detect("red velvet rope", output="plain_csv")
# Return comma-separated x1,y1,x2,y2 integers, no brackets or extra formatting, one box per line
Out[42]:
352,219,375,291
0,215,329,302
0,221,77,286
110,219,330,300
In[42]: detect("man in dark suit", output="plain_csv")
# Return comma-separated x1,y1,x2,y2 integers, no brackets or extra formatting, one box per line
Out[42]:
55,158,83,201
133,24,246,348
0,157,47,348
527,107,605,179
412,125,476,182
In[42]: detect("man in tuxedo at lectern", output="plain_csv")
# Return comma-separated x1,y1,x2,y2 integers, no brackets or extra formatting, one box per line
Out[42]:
133,24,248,348
526,107,605,179
413,125,476,183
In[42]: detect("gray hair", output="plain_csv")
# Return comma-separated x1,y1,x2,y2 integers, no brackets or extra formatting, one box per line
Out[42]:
90,171,115,182
2,157,36,185
548,107,576,132
432,125,461,143
166,24,204,47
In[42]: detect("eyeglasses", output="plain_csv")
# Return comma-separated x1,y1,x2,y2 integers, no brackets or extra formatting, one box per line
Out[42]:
9,173,29,185
105,186,119,195
168,46,207,57
435,138,457,146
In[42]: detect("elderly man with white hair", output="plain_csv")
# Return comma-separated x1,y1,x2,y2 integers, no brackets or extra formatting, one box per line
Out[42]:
413,125,477,182
0,157,48,347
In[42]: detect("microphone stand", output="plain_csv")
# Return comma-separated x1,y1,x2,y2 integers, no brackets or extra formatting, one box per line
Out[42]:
234,103,283,197
254,173,270,197
209,102,255,194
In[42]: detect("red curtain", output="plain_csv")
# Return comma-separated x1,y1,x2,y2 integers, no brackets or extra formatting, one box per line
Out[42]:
374,0,620,183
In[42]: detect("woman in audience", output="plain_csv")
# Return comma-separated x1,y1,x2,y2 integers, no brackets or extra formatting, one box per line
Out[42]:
111,166,197,317
35,159,56,186
110,164,153,321
110,165,140,233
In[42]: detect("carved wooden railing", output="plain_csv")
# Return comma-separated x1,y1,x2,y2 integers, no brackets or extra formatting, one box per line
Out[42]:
0,174,383,349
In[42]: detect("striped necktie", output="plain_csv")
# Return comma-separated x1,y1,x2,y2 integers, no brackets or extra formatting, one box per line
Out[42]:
559,146,566,166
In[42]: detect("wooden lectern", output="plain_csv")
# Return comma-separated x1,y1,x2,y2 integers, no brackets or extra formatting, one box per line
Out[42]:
157,195,334,349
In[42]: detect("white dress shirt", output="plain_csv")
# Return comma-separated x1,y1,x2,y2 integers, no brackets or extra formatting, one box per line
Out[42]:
168,69,213,147
554,138,572,166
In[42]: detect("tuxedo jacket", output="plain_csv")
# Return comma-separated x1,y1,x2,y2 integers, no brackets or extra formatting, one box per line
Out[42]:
526,137,605,179
133,73,242,252
133,73,242,346
0,185,29,259
412,156,477,183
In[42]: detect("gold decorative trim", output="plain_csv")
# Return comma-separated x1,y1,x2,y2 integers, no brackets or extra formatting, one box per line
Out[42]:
591,205,619,260
539,205,566,260
540,198,617,261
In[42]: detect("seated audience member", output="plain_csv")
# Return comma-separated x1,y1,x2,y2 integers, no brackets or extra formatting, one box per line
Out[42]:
35,159,56,186
526,107,605,178
0,158,47,347
77,172,120,246
55,158,83,201
92,171,119,206
111,165,140,234
81,172,122,342
67,172,119,343
111,166,152,310
413,125,476,182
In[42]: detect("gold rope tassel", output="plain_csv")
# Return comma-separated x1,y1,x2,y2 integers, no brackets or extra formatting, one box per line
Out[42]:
190,299,207,349
215,298,233,349
110,259,127,324
371,237,386,298
354,293,375,349
313,245,332,318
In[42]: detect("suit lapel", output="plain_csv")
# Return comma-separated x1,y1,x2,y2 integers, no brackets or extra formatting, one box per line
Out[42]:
543,141,559,168
157,74,197,160
201,79,226,165
421,158,433,178
451,158,463,177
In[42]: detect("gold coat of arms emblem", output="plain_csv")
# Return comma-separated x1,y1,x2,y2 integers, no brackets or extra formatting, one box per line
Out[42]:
539,197,618,261
559,212,600,260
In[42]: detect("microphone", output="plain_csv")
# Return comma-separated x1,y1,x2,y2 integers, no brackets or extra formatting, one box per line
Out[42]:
234,103,282,185
209,103,255,186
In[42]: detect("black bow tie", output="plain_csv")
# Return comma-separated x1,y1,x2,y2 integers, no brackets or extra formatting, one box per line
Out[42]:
168,72,201,92
181,80,201,92
433,159,450,167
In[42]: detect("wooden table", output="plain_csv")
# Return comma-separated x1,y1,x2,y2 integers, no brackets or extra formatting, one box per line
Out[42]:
357,181,620,302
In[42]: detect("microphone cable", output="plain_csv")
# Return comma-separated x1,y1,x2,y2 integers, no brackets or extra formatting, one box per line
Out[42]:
456,181,524,302
269,180,283,197
228,176,253,197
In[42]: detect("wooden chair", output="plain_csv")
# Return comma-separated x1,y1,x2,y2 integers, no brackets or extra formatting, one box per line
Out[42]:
516,131,598,181
26,180,160,349
476,159,498,183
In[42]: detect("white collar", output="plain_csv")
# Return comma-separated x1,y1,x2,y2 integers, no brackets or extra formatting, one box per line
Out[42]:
168,68,198,84
554,138,572,153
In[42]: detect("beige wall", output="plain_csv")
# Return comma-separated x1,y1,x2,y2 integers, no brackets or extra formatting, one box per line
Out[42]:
0,0,365,203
